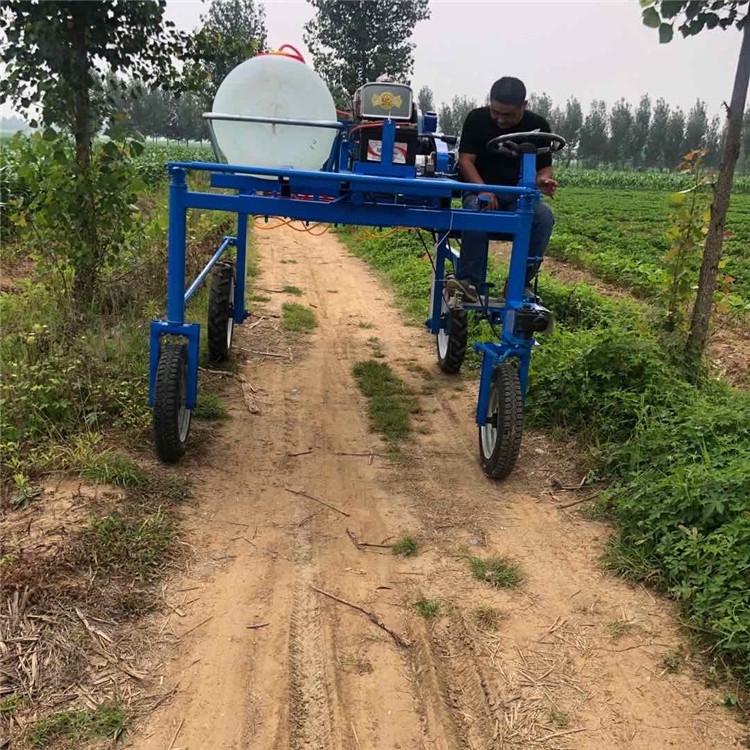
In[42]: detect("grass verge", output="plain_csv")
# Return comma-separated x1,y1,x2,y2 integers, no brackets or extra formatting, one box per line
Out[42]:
352,360,417,446
469,556,523,589
281,302,317,332
29,703,126,747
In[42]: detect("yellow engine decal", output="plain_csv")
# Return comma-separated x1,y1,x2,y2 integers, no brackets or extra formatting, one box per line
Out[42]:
372,91,402,110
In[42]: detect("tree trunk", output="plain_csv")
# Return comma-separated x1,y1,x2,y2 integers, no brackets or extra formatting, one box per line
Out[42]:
687,22,750,359
70,9,99,310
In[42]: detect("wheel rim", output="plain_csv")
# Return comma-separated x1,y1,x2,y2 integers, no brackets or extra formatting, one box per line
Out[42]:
178,360,191,443
480,383,499,458
226,276,235,350
437,295,449,359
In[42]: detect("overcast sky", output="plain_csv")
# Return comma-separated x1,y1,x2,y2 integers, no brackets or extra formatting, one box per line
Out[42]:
164,0,744,118
1,1,742,123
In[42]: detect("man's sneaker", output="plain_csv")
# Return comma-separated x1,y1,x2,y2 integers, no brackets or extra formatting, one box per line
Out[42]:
445,277,479,303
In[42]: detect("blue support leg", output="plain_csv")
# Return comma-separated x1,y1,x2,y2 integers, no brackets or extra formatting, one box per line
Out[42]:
234,212,249,324
475,347,498,426
426,234,448,334
167,167,188,325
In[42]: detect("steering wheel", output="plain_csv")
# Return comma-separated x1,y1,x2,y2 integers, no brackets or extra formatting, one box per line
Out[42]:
487,131,566,158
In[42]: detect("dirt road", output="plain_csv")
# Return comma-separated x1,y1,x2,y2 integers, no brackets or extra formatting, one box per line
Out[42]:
130,225,745,749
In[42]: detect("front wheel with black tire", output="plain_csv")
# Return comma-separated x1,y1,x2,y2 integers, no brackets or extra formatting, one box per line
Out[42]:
153,342,192,463
437,304,468,374
478,363,523,479
207,262,235,363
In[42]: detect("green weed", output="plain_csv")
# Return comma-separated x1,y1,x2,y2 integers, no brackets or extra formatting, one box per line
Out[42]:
607,619,635,642
392,535,418,557
81,506,174,582
469,556,523,589
0,693,24,714
194,392,228,420
550,709,569,728
281,302,317,332
80,451,148,488
29,704,126,746
283,284,303,296
473,605,503,630
352,360,417,444
358,321,375,329
416,598,440,619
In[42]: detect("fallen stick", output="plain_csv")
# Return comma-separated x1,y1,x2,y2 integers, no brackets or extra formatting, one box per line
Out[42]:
245,349,288,359
167,718,185,750
181,616,213,638
346,529,392,550
334,451,381,457
288,449,313,457
246,622,269,630
311,586,410,648
198,366,235,378
245,316,267,332
286,488,350,517
537,726,592,742
240,381,260,414
346,528,363,550
558,493,598,510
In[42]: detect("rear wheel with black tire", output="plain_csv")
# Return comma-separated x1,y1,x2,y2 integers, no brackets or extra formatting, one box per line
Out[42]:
478,363,523,479
207,262,235,363
153,343,192,463
437,302,468,374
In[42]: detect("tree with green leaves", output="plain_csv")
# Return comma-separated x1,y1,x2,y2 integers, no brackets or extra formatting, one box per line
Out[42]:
559,97,583,163
704,114,724,168
578,100,609,167
629,94,652,167
303,0,430,105
684,98,709,154
609,98,634,166
641,1,750,360
664,107,686,169
417,85,435,114
189,0,267,112
0,0,185,306
644,97,670,168
528,92,553,120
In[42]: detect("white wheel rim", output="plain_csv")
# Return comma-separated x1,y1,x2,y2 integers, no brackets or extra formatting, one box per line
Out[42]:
437,294,449,359
480,383,499,458
227,275,235,349
178,361,191,443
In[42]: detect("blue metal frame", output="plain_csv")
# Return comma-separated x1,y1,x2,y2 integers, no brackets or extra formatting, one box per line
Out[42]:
150,120,549,444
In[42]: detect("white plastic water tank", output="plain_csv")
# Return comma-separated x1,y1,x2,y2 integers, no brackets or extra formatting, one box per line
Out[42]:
211,46,337,172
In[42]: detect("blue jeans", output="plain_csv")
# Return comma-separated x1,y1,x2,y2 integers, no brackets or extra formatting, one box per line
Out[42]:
459,193,555,288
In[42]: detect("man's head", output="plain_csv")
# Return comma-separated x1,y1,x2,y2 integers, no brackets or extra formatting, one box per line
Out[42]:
489,77,527,129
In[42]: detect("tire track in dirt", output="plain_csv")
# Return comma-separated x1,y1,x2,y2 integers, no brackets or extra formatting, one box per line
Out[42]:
286,523,335,750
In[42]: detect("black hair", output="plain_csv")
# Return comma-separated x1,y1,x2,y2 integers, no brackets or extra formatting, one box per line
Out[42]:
490,77,526,106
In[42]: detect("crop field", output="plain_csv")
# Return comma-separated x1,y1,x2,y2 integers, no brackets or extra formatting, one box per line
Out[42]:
549,187,750,316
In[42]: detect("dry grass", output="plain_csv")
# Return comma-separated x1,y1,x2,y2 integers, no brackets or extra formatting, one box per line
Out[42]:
0,471,190,746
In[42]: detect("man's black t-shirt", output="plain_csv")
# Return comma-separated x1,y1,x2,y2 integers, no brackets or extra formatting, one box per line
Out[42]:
458,107,552,186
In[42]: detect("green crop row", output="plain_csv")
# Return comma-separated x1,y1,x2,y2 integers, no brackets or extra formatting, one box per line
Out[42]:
549,187,750,313
556,167,750,194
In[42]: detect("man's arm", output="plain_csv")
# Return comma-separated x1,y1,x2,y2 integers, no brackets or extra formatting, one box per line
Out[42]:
536,164,557,197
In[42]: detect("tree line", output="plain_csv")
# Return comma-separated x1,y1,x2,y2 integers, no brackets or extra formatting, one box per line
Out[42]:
422,86,750,172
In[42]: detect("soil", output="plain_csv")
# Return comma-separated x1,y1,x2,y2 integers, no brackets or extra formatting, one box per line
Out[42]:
124,226,747,750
